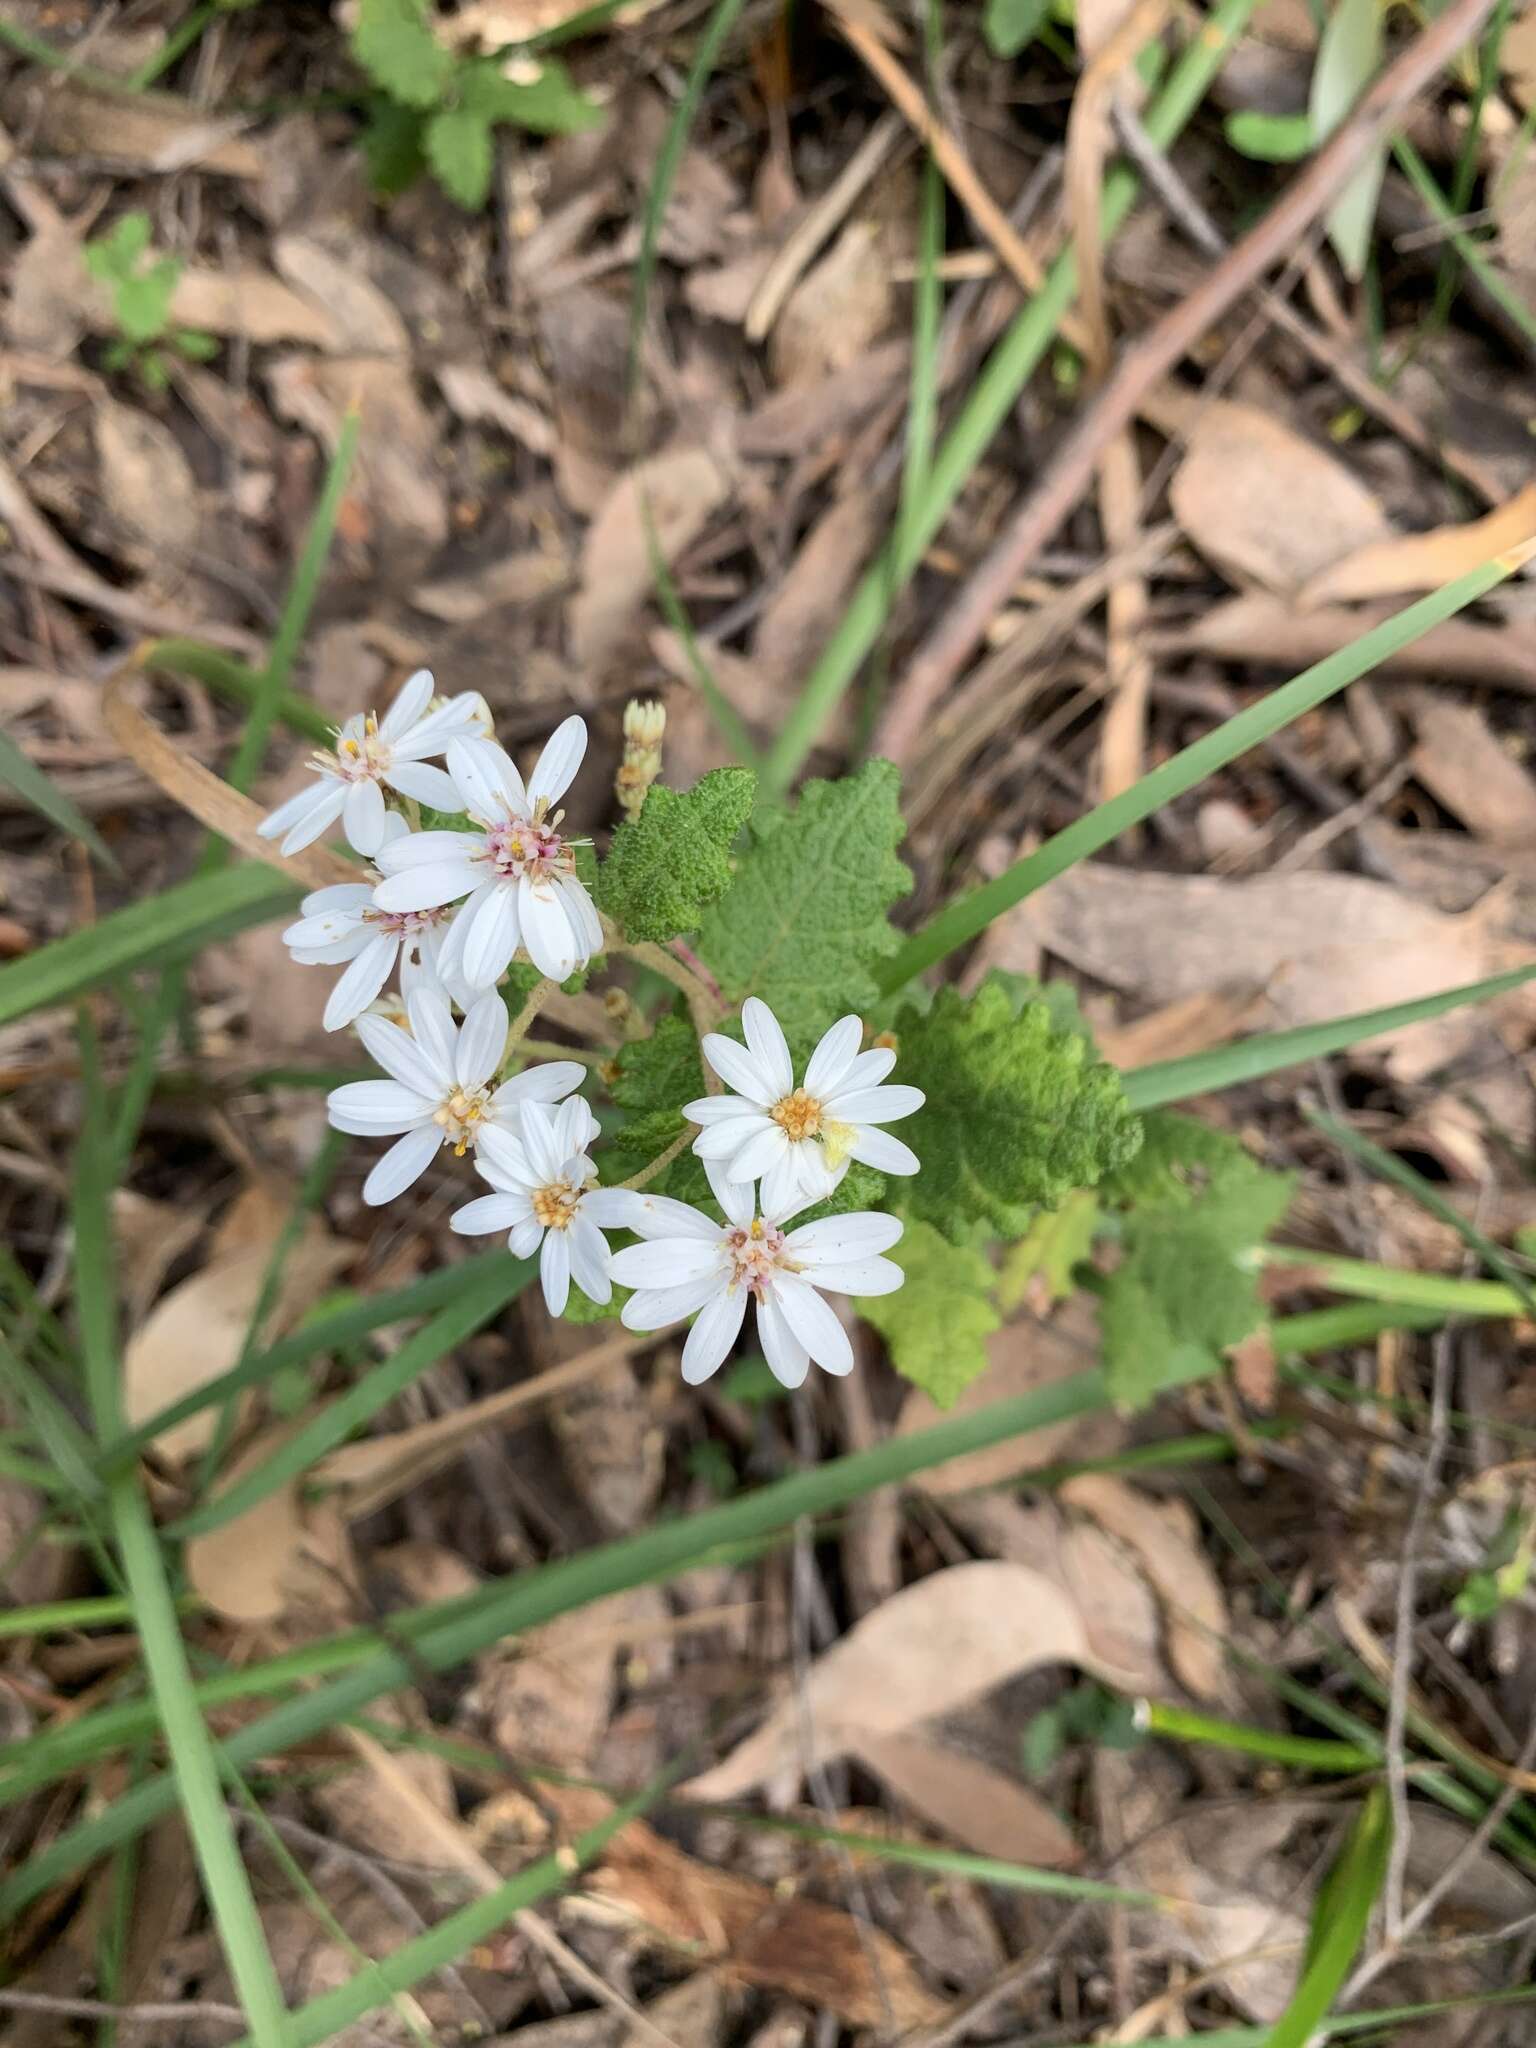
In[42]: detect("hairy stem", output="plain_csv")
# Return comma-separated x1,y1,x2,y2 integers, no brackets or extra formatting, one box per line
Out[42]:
620,1125,695,1192
502,974,557,1070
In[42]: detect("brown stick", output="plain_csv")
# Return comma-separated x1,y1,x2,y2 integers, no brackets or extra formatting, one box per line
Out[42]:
873,0,1503,765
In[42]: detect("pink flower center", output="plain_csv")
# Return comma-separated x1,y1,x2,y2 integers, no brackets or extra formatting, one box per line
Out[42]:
318,716,391,784
364,901,454,940
725,1219,789,1299
480,813,572,885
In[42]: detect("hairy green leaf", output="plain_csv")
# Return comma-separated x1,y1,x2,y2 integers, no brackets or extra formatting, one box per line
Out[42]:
460,53,604,133
896,984,1142,1243
610,1010,705,1113
361,97,428,193
858,1221,1000,1407
352,0,451,107
696,759,911,1053
984,0,1048,57
599,768,756,943
425,104,494,207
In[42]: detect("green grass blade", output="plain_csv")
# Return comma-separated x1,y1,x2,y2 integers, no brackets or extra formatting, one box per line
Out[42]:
72,1018,290,2046
143,640,333,747
226,410,359,794
641,499,762,768
0,1362,1123,1909
1268,1786,1391,2048
1142,1700,1375,1773
1119,961,1536,1110
1395,134,1536,352
166,1254,533,1539
1305,1105,1536,1320
760,0,1262,797
0,726,118,870
627,0,750,392
880,555,1523,990
96,1250,514,1473
1270,1302,1448,1352
1260,1245,1526,1318
0,863,298,1028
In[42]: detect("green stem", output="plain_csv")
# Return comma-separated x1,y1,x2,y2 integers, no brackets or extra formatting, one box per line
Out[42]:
502,975,557,1068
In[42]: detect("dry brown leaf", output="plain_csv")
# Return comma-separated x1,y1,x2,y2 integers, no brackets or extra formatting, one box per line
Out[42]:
771,221,895,387
474,1592,658,1771
1168,399,1391,593
160,266,342,347
549,1354,664,1538
569,446,730,676
753,491,879,690
313,1694,457,1863
271,235,411,356
1301,483,1536,608
548,1783,943,2029
0,1469,71,1606
7,219,92,359
1503,12,1536,112
1408,695,1536,848
12,81,264,176
683,1561,1092,1801
123,1185,348,1464
897,1293,1122,1497
443,0,662,44
1060,1474,1229,1701
184,1430,305,1624
854,1730,1082,1866
93,401,199,565
1017,860,1530,1079
411,550,569,624
1158,592,1536,690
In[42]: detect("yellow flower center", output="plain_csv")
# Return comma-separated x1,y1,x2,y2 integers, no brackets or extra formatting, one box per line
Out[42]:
533,1181,581,1230
433,1086,491,1155
770,1088,823,1143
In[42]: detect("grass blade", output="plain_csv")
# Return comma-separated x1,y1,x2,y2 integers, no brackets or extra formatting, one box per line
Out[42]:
0,1360,1130,1909
880,554,1526,989
72,1018,290,2045
143,639,333,747
1267,1786,1391,2048
760,0,1262,796
1395,134,1536,353
0,863,298,1028
1119,962,1536,1110
166,1254,533,1538
0,726,118,870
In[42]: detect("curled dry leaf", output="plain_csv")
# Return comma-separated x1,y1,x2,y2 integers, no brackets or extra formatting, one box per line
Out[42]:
1300,481,1536,608
896,1292,1123,1498
1059,1474,1230,1701
92,402,199,566
271,235,410,356
569,446,731,676
184,1427,305,1625
854,1729,1082,1866
548,1782,943,2030
771,220,895,388
1167,397,1391,594
313,1695,457,1865
1408,694,1536,849
11,81,264,177
474,1590,662,1771
548,1351,664,1538
683,1561,1093,1802
122,1182,350,1464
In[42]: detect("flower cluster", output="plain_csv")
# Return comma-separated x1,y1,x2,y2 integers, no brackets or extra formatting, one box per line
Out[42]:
266,673,924,1386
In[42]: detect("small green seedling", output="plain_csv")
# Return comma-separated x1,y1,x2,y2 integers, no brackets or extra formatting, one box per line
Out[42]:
1022,1681,1143,1778
351,0,603,210
1455,1507,1534,1621
82,213,217,391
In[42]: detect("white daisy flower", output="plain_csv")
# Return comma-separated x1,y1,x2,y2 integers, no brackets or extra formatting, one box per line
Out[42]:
609,1162,904,1388
256,668,484,859
282,816,466,1032
684,998,924,1216
326,983,586,1205
451,1101,640,1317
369,716,602,988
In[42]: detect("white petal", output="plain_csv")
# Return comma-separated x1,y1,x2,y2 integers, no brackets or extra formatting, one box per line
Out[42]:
395,689,486,756
474,1124,535,1185
323,934,398,1031
293,881,373,920
567,1215,612,1305
816,1255,904,1296
528,714,586,806
385,760,460,809
772,1274,853,1375
558,874,603,957
284,907,367,954
683,1095,757,1126
448,736,524,822
681,1284,747,1384
406,983,459,1076
756,1293,810,1388
355,1012,448,1096
258,779,333,839
725,1123,790,1185
493,1060,585,1107
623,1192,720,1242
278,781,348,855
461,883,521,988
518,878,577,982
693,1113,772,1160
741,997,794,1101
839,1047,898,1091
343,776,387,855
825,1084,925,1125
759,1145,804,1220
380,667,435,738
517,1101,564,1182
327,1080,431,1135
846,1127,921,1176
803,1015,864,1100
509,1218,544,1258
290,936,365,967
540,1230,571,1317
451,1192,529,1237
456,990,509,1090
372,860,481,914
701,1034,776,1105
620,1272,724,1330
785,1211,904,1262
376,829,484,874
705,1159,755,1227
362,1125,442,1204
551,1097,592,1160
582,1186,647,1230
609,1237,721,1286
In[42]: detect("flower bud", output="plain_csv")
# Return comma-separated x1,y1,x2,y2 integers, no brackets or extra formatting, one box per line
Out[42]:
615,698,666,820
